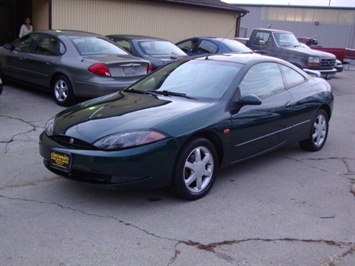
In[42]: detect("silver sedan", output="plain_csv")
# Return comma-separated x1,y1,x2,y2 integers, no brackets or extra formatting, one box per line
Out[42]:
0,30,151,106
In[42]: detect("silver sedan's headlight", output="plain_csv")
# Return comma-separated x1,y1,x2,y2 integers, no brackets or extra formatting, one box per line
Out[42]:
93,130,168,150
45,116,55,136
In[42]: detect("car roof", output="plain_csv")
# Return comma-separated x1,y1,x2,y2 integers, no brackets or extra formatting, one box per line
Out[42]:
183,37,240,43
31,29,105,37
254,28,293,34
194,53,289,66
106,34,169,41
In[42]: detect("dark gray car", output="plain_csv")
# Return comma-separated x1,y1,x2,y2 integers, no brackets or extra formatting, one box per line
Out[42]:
106,35,187,70
0,30,151,106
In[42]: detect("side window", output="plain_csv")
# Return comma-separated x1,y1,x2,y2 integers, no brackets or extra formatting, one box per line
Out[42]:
59,41,66,55
13,33,40,52
197,40,218,54
115,39,132,53
280,65,305,88
253,32,270,45
239,62,285,99
34,35,58,55
177,39,197,52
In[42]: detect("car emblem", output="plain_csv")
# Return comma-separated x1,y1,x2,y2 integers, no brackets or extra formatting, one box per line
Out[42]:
70,138,74,144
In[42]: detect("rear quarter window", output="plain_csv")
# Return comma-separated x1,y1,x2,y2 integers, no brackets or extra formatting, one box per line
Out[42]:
280,64,305,88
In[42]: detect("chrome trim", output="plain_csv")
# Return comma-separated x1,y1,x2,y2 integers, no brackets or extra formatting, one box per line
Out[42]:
235,119,311,148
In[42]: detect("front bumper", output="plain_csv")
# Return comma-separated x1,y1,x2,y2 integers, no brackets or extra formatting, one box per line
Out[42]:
39,132,178,190
319,68,337,79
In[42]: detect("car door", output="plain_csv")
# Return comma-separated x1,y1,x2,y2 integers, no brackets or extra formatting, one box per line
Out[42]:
279,64,318,143
1,33,40,82
230,62,294,162
25,34,62,87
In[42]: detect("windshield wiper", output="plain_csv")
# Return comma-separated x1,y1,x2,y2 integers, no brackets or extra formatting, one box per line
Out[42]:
125,88,157,96
153,90,194,99
127,88,194,99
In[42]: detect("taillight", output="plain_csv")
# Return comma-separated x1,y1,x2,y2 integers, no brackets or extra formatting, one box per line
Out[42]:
147,63,153,73
88,63,111,77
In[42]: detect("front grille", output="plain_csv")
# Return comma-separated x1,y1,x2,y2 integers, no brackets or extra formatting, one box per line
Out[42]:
320,59,336,68
52,135,95,149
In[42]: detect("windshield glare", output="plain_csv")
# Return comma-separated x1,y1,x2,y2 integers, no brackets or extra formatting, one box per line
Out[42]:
273,33,299,47
139,41,186,55
128,59,242,99
70,37,128,55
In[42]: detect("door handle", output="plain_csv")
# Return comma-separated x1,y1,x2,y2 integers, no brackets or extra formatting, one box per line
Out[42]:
285,101,292,108
46,61,52,65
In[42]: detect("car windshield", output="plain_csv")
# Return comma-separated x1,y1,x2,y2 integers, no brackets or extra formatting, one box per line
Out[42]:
126,59,242,99
273,33,299,47
220,39,253,53
139,40,186,56
69,36,128,55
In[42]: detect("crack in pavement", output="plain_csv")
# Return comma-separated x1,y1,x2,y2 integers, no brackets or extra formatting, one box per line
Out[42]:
283,156,355,176
0,115,45,153
1,195,354,265
282,156,355,198
167,239,355,265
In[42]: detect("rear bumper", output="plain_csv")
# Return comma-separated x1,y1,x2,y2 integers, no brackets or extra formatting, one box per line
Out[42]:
72,76,144,97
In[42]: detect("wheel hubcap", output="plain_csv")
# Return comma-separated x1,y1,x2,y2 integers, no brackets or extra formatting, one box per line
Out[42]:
183,146,214,193
312,114,327,147
54,80,68,102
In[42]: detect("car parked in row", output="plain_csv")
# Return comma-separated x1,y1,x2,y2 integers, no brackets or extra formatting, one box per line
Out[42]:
107,35,187,70
176,37,253,56
0,30,151,106
39,53,333,200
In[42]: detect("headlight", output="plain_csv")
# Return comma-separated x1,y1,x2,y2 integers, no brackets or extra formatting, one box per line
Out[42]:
308,57,320,66
45,116,55,136
93,130,168,150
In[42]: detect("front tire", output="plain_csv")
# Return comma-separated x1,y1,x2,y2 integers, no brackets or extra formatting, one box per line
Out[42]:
171,137,218,200
299,109,329,151
52,75,75,106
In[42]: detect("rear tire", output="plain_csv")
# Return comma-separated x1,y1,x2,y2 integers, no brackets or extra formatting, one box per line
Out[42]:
299,109,329,151
171,137,218,200
52,75,75,106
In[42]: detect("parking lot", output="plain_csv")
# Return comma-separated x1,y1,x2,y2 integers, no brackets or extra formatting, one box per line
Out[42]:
0,68,354,265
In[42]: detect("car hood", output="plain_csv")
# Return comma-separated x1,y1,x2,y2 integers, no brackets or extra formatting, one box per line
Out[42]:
285,46,336,58
53,91,215,143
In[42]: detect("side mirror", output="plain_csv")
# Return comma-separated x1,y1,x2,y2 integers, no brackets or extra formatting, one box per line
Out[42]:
238,94,262,106
230,93,262,113
4,43,13,50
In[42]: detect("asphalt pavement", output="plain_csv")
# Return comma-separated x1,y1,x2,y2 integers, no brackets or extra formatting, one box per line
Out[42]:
0,69,354,266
